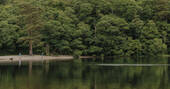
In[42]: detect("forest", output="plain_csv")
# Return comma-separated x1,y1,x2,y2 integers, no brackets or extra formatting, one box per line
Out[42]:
0,0,170,56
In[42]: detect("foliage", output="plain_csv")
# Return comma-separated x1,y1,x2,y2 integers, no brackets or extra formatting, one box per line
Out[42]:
0,0,169,56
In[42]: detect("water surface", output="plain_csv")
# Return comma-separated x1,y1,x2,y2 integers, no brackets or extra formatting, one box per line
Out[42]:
0,57,170,89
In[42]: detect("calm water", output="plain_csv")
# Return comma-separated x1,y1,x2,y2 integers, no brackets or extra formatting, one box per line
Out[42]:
0,57,170,89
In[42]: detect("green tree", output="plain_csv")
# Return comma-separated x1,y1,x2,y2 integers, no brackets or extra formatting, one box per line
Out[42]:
18,2,44,55
154,0,170,22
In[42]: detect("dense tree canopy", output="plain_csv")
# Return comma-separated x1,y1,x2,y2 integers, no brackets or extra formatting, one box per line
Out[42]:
0,0,170,56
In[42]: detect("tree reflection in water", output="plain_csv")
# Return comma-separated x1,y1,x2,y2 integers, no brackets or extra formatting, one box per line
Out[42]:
0,57,169,89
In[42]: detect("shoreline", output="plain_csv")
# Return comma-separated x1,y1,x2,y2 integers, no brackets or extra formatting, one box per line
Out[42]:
0,55,95,63
0,55,73,63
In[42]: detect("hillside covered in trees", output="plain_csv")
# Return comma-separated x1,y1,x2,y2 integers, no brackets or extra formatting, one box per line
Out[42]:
0,0,170,56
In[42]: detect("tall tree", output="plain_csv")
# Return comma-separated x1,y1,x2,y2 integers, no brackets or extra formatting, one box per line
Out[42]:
18,2,44,55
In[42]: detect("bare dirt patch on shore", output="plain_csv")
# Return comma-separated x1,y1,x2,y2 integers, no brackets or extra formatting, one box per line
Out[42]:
0,55,74,63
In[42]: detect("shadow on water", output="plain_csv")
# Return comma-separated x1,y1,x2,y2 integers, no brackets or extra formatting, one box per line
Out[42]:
0,56,170,89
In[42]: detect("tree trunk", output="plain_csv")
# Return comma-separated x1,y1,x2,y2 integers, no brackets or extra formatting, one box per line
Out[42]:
46,44,50,56
94,26,96,38
29,40,33,55
29,30,33,55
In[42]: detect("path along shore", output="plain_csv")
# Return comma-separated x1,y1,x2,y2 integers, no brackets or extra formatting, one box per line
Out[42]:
0,55,74,63
0,55,95,63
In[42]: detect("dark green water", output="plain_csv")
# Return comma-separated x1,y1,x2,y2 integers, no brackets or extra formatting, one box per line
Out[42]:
0,57,170,89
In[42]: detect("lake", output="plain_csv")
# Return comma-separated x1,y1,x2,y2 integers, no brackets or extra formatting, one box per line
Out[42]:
0,56,170,89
